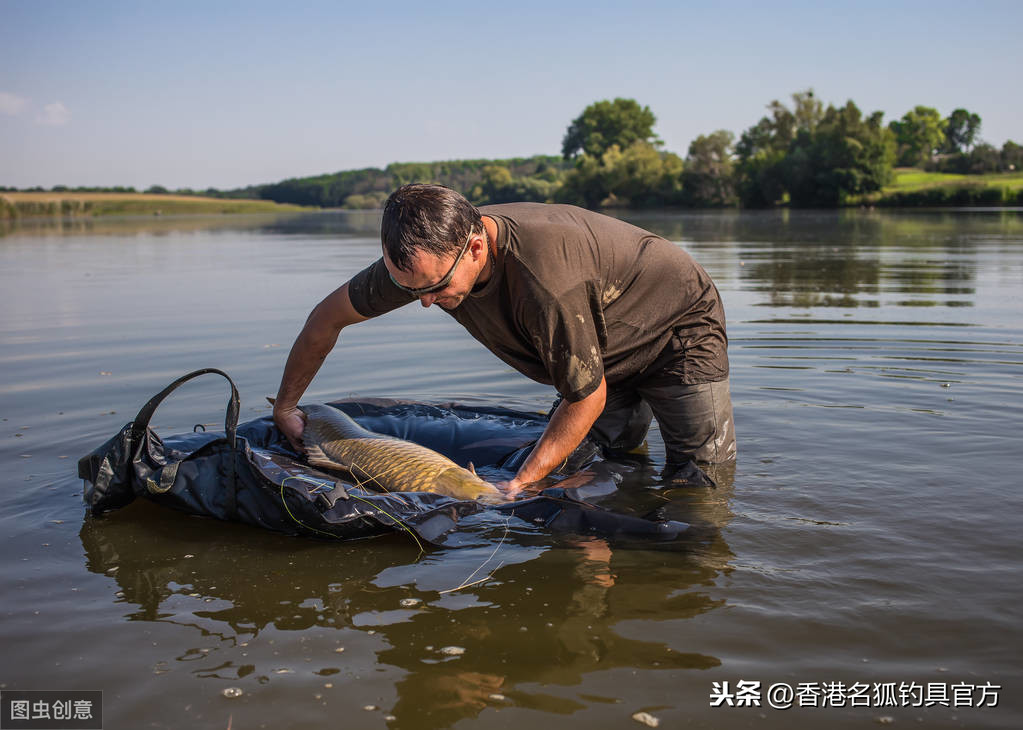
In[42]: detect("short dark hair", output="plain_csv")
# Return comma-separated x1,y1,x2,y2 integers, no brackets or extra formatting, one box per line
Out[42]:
381,184,482,272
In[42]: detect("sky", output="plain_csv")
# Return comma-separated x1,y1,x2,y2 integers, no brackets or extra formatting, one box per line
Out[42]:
2,0,1021,190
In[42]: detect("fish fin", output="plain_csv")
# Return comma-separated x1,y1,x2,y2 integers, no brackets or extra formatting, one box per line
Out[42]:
304,443,347,472
266,396,277,406
467,461,477,477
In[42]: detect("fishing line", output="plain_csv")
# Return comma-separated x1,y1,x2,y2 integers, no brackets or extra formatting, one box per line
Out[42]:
279,478,425,554
344,465,425,553
335,450,421,508
347,492,425,555
349,461,415,503
439,516,510,594
279,479,344,540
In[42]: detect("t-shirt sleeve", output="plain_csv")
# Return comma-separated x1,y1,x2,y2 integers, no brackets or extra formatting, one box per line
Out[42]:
524,283,604,402
347,258,416,318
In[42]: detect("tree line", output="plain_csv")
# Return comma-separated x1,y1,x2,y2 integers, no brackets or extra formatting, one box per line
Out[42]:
554,93,1020,208
1,157,574,208
5,92,1018,209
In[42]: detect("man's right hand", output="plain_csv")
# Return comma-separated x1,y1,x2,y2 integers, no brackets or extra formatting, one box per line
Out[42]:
274,405,307,452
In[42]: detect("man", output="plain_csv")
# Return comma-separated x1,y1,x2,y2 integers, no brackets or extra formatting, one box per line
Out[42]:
274,184,735,496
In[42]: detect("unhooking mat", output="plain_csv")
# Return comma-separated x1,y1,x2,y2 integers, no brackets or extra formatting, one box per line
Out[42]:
78,368,688,547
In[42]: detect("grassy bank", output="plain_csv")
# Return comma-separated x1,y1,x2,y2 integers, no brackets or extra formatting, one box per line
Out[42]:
856,169,1023,207
0,192,307,220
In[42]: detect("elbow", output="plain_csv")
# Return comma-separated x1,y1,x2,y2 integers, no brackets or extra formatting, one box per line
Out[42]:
572,376,606,416
306,298,348,336
591,376,607,412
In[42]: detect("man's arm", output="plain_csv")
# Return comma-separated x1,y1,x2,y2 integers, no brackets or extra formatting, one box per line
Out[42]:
273,281,368,448
504,376,606,496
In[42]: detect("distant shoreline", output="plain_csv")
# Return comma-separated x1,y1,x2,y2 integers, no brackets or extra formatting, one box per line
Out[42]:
4,168,1022,219
0,192,308,220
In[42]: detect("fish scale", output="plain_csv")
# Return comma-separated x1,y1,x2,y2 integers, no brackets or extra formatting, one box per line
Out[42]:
300,404,505,503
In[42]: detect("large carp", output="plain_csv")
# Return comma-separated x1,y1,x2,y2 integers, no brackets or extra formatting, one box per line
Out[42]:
300,403,506,503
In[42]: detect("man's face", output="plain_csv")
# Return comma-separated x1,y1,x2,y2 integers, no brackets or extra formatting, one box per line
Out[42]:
383,235,484,310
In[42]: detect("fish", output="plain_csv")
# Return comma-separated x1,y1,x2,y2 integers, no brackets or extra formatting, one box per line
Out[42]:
300,403,506,503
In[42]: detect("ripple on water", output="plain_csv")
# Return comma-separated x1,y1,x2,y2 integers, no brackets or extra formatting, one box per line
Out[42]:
1,210,1021,729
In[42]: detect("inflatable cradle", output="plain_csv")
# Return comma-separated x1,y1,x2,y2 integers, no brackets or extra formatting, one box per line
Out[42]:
78,369,688,547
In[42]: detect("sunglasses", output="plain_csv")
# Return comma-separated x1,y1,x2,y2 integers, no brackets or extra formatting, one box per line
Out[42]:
388,228,474,297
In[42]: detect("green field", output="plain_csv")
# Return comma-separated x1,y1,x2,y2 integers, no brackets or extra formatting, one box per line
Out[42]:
855,168,1023,206
886,168,1023,191
0,192,308,220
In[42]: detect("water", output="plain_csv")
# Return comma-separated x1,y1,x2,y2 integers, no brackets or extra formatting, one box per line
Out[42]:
1,209,1020,729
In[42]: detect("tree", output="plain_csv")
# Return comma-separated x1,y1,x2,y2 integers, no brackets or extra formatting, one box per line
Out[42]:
943,109,981,154
682,130,737,206
785,103,895,206
1002,140,1023,172
558,141,683,208
735,89,822,162
964,143,1000,174
603,141,683,207
561,98,658,159
791,89,824,132
889,106,947,167
736,149,788,207
469,165,554,205
735,89,824,207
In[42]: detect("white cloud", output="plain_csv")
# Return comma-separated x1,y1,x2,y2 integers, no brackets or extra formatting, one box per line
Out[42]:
36,101,71,127
0,92,29,116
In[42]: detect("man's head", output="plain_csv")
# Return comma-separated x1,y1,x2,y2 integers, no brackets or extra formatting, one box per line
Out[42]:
382,184,482,272
381,184,490,310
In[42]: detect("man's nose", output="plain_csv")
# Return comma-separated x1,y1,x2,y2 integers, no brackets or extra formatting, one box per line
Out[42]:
420,294,435,308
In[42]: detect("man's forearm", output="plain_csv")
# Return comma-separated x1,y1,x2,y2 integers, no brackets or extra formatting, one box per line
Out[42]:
274,318,341,410
513,377,607,486
274,282,367,411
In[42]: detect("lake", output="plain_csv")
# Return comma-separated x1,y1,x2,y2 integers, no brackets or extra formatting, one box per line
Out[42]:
1,209,1020,729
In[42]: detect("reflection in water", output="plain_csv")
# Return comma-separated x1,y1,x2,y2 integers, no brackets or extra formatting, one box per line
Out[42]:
6,208,1019,728
79,470,735,726
746,254,882,308
627,207,1023,246
622,209,1023,311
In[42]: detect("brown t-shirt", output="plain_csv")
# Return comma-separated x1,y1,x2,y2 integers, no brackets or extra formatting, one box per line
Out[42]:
348,203,728,401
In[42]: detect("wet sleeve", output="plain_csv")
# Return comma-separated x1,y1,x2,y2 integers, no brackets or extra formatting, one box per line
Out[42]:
525,283,604,402
347,258,416,318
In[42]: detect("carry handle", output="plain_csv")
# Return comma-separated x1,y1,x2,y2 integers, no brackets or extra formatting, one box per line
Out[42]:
130,368,241,449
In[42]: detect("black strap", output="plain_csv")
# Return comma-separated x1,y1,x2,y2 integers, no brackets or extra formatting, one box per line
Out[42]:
130,368,241,449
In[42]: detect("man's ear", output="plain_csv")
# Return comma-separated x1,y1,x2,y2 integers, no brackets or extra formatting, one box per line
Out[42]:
470,234,487,261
